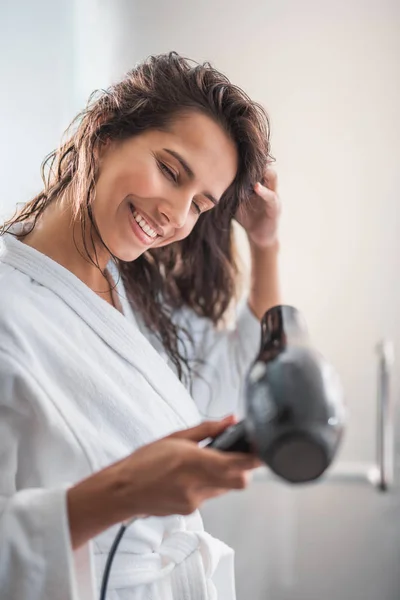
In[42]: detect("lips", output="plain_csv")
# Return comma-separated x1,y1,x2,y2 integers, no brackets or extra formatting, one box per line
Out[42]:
128,202,165,237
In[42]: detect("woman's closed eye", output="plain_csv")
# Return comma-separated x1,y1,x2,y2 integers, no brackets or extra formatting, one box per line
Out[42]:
191,201,202,215
157,160,178,183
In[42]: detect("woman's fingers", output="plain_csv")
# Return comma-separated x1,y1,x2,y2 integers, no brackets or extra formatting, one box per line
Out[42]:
262,167,278,192
169,416,237,443
197,448,260,486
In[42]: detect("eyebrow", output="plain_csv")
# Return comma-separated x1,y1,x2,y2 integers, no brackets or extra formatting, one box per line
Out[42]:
163,148,219,205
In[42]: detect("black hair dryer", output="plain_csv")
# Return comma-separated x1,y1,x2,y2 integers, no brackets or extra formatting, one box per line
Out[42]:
207,305,346,483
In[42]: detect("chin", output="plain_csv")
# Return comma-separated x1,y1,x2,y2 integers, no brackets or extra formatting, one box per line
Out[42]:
106,238,144,263
115,248,144,263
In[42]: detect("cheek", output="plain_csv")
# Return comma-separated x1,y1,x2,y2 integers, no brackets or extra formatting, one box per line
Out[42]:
98,161,162,205
124,169,160,199
117,161,166,201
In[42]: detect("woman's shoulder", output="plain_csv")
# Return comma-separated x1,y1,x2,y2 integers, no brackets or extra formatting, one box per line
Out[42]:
0,266,48,410
0,260,51,347
0,259,35,305
0,254,40,295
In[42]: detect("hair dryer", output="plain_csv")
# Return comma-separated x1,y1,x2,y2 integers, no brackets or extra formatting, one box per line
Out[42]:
207,305,345,483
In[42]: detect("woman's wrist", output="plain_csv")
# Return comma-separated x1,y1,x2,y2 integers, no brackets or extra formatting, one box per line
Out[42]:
248,239,281,320
67,463,138,550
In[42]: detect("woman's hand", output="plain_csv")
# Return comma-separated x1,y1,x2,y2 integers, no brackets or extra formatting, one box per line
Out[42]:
236,168,281,248
67,417,260,549
235,168,283,319
112,418,260,520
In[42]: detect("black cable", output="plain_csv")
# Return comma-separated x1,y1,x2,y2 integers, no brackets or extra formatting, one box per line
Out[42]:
99,521,131,600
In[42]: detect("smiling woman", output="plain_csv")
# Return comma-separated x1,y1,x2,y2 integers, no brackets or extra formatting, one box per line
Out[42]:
0,52,279,600
92,112,237,260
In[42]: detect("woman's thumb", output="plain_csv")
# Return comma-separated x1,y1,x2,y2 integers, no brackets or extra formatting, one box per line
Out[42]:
170,416,237,443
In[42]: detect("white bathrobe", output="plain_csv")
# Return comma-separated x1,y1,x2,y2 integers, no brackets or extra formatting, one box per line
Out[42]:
0,231,260,600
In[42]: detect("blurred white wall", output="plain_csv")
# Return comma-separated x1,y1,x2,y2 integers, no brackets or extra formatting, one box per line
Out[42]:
72,0,129,109
0,0,75,220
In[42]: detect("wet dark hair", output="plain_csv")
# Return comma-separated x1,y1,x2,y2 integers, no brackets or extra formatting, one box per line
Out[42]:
1,52,272,383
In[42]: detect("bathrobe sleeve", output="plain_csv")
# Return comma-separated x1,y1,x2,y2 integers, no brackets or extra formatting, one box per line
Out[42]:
179,301,261,420
0,350,95,600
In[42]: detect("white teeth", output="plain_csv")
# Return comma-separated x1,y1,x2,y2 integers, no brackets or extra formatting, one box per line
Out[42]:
131,208,158,238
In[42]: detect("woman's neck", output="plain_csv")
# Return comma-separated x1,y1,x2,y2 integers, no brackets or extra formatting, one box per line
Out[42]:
21,200,113,299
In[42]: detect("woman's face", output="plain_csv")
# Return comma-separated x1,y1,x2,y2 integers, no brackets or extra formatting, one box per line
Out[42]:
93,112,238,262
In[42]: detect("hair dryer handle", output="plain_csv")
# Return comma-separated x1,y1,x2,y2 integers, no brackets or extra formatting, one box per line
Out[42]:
206,420,252,453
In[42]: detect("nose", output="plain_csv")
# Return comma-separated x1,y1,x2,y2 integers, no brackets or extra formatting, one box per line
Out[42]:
158,190,193,230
